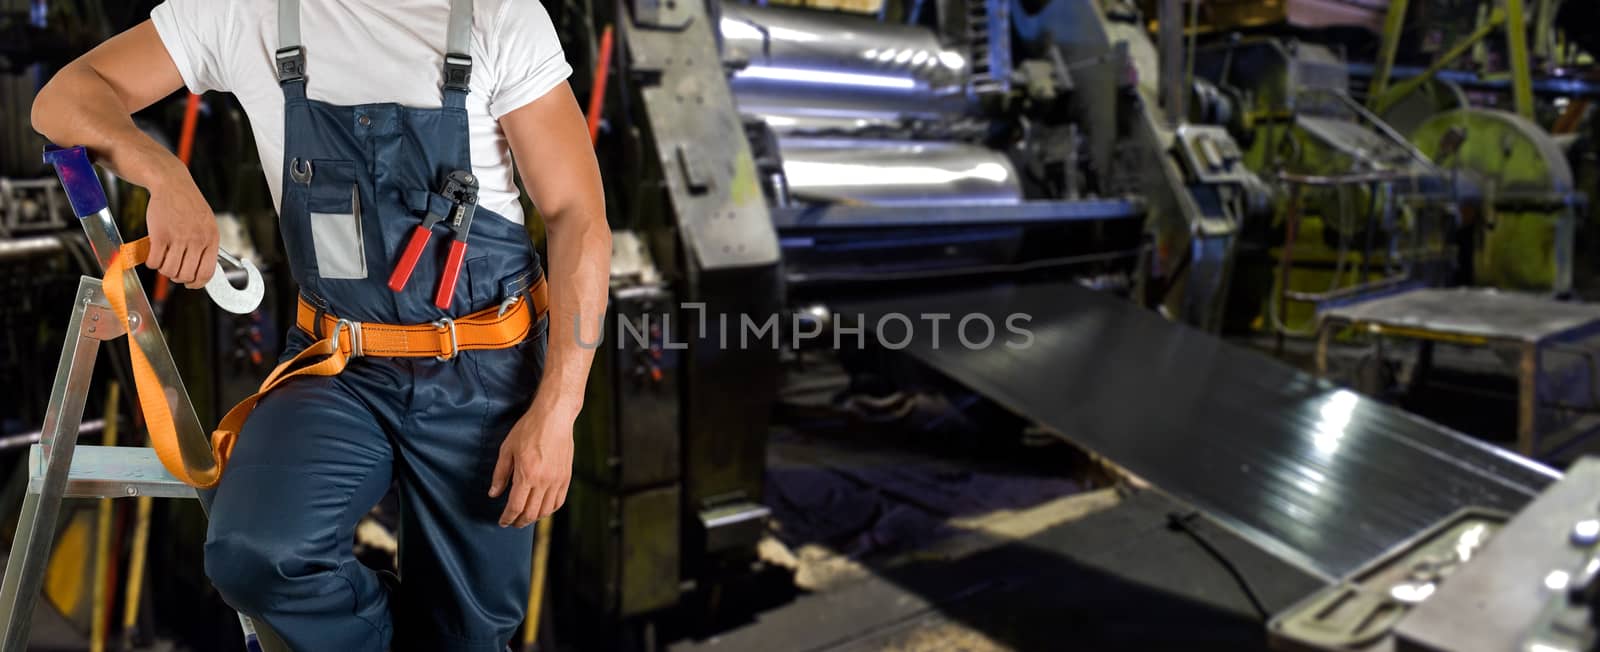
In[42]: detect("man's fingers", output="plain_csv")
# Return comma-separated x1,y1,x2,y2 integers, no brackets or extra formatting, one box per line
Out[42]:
538,483,563,521
160,244,191,284
489,448,512,498
174,243,203,285
146,240,170,272
547,480,569,518
518,484,548,528
498,473,532,527
187,243,217,289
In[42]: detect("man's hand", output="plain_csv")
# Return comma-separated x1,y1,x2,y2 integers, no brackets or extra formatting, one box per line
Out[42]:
143,151,218,289
488,397,576,527
31,20,217,288
493,83,611,528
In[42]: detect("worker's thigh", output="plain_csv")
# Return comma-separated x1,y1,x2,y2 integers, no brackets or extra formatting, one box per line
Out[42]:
204,368,398,619
390,320,547,650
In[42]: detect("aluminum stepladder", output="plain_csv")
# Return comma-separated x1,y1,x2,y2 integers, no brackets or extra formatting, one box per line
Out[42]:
0,146,286,652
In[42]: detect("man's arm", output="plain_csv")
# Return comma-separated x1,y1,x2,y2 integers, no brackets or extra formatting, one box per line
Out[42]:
489,82,612,528
32,20,218,288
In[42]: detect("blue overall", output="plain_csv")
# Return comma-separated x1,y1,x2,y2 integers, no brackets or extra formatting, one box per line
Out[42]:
202,1,546,649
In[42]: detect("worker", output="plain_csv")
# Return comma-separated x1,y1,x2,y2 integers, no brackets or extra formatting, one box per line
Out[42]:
30,0,611,649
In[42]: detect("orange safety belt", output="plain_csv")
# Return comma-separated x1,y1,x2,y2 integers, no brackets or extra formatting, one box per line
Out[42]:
103,237,546,489
102,238,233,488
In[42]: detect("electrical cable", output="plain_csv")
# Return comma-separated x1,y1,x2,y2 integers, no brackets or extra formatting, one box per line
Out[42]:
1166,510,1272,622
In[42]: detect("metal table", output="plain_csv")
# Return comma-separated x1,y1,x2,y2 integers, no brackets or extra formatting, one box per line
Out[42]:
1316,288,1600,458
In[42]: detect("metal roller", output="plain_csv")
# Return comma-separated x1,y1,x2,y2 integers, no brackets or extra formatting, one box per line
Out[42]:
777,138,1023,206
721,3,971,126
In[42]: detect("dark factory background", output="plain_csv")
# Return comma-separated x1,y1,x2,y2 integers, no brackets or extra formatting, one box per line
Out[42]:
5,0,1600,650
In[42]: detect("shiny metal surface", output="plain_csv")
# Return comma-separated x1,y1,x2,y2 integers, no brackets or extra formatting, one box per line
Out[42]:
842,282,1557,580
1395,458,1600,652
0,278,108,650
0,235,63,261
0,277,221,652
745,111,902,135
1267,509,1502,650
1321,288,1600,343
27,444,198,500
777,138,1023,206
0,419,103,452
721,3,970,125
81,208,216,477
771,198,1143,229
205,248,265,314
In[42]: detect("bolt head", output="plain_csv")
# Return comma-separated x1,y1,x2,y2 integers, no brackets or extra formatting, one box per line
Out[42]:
1573,519,1600,546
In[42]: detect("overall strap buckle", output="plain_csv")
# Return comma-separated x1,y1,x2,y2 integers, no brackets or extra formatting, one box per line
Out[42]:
276,46,307,84
443,53,473,93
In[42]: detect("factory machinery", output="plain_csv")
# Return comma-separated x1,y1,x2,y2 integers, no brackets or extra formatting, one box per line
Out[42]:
1188,29,1584,335
564,0,1600,648
570,0,1268,628
0,0,1596,649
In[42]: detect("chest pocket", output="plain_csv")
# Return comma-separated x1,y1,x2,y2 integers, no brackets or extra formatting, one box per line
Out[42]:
307,160,366,280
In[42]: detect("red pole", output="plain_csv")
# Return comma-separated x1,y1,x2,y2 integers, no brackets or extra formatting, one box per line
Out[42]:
585,26,615,146
154,93,204,303
176,92,201,165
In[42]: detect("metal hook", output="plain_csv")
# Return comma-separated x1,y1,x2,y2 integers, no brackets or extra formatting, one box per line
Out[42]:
204,248,266,314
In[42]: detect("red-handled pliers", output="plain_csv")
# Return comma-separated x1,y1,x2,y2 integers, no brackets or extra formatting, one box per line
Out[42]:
387,170,479,309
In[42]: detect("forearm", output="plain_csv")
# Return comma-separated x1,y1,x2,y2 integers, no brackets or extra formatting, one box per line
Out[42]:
32,62,183,192
533,207,612,421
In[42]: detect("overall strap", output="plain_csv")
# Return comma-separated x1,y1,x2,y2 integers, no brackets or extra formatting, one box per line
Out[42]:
276,0,307,100
275,0,471,105
443,0,475,109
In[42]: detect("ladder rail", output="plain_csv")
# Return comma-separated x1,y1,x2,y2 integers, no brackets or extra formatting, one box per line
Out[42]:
0,278,112,649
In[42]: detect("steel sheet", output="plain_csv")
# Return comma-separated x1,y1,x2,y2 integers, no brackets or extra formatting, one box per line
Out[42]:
841,282,1558,579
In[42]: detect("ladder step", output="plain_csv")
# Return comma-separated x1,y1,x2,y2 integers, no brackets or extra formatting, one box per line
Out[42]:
28,444,198,500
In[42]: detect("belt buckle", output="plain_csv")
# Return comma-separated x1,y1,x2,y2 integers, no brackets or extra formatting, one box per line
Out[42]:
434,317,459,361
327,318,362,357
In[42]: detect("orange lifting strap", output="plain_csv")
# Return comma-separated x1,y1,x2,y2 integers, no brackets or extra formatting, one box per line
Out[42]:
104,237,548,489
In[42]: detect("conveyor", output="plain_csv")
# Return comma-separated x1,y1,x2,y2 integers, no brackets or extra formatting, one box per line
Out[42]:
840,281,1558,580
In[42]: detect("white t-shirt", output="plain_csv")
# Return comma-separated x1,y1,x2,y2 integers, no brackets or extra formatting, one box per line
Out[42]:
150,0,572,224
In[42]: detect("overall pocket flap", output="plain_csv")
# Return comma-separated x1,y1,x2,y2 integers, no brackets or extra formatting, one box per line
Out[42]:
309,160,358,213
403,188,455,219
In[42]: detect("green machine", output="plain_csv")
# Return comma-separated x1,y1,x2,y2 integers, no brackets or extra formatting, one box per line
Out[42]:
1195,39,1454,334
1195,30,1581,335
1411,107,1577,293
